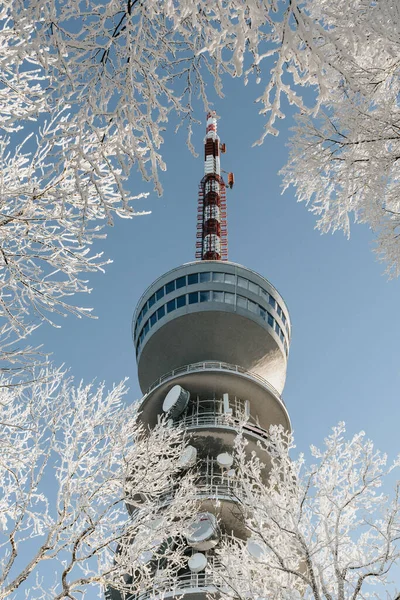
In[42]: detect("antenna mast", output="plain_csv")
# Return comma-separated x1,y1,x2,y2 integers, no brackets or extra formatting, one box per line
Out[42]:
196,112,229,261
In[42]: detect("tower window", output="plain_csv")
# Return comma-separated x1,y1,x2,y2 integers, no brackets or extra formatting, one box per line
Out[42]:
167,299,176,313
225,292,235,304
224,273,235,285
237,296,247,309
200,272,211,283
148,293,156,308
156,287,165,301
248,299,258,313
189,292,199,304
150,313,157,327
268,295,276,310
238,276,248,289
165,280,175,294
200,291,210,302
212,291,224,302
212,272,224,282
267,313,274,327
176,295,186,308
248,281,259,295
176,276,186,289
188,273,199,285
157,305,165,319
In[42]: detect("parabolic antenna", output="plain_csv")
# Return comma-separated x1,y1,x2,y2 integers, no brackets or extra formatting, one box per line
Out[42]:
247,539,266,559
178,445,197,469
186,512,220,551
163,385,190,418
216,452,234,468
188,552,207,573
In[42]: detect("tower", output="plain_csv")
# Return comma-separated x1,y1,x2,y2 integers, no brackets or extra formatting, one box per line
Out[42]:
112,112,291,598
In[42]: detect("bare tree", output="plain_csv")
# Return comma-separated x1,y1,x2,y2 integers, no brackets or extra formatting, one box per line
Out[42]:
0,372,196,599
215,423,400,600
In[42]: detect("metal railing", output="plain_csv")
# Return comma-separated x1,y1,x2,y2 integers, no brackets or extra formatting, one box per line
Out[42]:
135,557,226,600
144,360,284,404
155,476,241,507
128,460,243,515
136,573,215,600
177,411,269,442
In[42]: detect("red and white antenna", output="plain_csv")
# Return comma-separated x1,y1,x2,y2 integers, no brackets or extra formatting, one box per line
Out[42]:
196,112,233,261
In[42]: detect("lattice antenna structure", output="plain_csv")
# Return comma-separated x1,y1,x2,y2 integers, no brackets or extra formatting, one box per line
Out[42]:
195,112,229,261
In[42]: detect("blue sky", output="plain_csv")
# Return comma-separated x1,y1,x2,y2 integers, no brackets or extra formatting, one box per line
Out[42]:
33,74,400,457
29,72,400,593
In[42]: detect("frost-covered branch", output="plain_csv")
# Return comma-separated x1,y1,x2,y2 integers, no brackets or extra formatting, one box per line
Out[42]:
0,372,196,599
215,423,400,600
2,0,400,358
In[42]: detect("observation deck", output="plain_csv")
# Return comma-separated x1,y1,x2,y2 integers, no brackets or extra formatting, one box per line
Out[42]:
137,360,290,437
133,261,291,394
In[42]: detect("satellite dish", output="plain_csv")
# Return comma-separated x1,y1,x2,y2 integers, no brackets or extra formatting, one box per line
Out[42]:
216,452,234,468
186,512,220,551
227,469,235,478
178,445,197,469
163,385,190,418
188,552,207,573
247,539,266,559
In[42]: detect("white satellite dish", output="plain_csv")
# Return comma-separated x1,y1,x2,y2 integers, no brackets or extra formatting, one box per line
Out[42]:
163,385,190,418
188,552,207,573
247,539,266,559
186,512,220,551
178,445,197,469
216,452,234,469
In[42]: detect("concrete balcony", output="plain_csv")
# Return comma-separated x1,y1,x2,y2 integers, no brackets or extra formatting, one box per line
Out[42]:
127,458,248,538
137,361,291,435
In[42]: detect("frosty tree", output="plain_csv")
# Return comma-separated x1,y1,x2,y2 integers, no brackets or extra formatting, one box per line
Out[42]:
1,0,400,370
0,372,196,600
215,423,400,600
282,3,400,277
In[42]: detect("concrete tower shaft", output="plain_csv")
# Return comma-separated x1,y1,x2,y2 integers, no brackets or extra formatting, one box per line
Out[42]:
109,115,292,600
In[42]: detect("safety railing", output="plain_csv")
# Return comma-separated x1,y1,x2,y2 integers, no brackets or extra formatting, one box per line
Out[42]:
144,360,284,404
177,411,269,442
155,476,241,507
134,558,226,600
127,462,243,516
